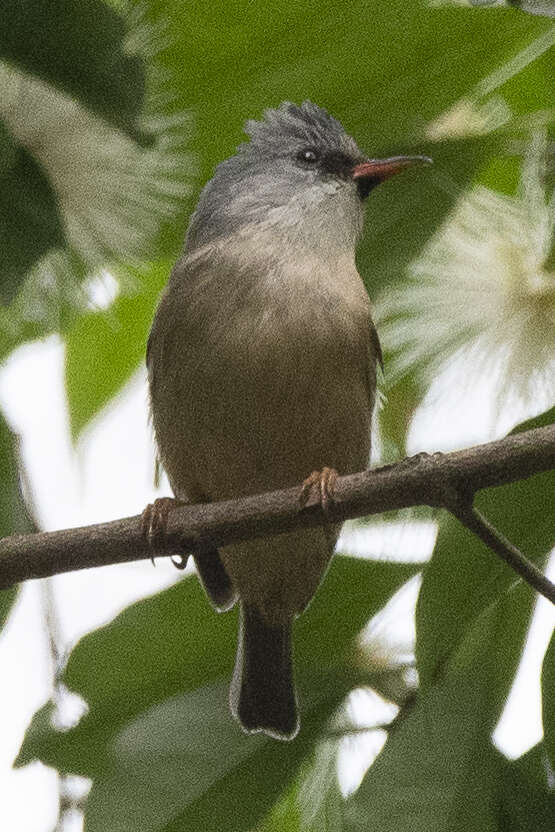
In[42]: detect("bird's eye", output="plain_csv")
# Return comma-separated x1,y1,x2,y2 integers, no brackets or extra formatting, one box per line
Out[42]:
297,148,320,165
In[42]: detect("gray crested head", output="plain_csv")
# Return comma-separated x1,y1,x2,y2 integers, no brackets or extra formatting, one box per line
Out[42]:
186,101,370,254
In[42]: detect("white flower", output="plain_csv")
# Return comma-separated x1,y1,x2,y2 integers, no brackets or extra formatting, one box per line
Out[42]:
376,134,555,439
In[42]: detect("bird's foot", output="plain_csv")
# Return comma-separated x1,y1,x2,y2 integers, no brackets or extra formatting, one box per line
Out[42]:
141,496,179,539
141,497,188,569
299,467,338,513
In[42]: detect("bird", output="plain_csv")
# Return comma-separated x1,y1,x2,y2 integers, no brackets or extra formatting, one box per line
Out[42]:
144,101,429,740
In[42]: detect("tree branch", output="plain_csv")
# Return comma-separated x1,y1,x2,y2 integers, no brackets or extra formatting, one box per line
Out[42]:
451,505,555,604
0,425,553,600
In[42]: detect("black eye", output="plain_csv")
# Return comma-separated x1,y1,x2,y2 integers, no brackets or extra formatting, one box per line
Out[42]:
297,148,320,165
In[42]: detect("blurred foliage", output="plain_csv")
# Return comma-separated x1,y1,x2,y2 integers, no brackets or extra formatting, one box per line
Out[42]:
417,407,555,687
497,743,555,832
0,0,145,138
64,262,169,438
455,1,554,19
507,1,555,18
0,412,36,629
345,613,506,831
16,558,417,831
0,0,554,830
417,482,554,685
0,0,146,300
542,631,555,770
0,138,66,304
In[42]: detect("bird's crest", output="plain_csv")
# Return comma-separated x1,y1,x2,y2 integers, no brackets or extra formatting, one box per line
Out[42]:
241,101,359,158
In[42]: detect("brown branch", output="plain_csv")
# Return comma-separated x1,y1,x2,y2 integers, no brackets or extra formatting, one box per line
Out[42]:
452,506,555,604
0,425,553,599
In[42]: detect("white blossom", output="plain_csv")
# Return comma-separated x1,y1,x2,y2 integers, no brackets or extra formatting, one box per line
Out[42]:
376,135,555,438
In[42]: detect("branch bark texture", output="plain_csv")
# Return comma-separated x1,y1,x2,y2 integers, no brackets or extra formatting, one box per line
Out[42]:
0,425,553,591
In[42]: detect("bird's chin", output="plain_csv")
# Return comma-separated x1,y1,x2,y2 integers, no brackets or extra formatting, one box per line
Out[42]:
356,177,381,200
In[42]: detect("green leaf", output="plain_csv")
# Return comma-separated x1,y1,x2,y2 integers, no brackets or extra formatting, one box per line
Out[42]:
363,415,548,826
541,630,555,770
64,263,169,439
0,583,17,627
344,607,507,832
0,0,146,140
0,584,17,631
16,558,416,817
0,412,34,537
0,137,65,303
159,0,550,150
494,30,555,116
509,405,555,434
256,774,304,832
497,743,555,831
84,685,342,832
447,580,536,716
344,697,501,832
0,410,35,630
417,476,553,688
345,574,537,832
416,409,555,687
294,741,344,832
0,119,17,175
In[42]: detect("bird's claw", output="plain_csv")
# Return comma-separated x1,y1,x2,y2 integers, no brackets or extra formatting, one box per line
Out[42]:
299,466,338,513
141,496,179,539
141,497,185,567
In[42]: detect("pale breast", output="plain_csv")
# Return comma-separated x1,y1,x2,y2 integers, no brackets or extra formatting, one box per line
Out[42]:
148,240,376,504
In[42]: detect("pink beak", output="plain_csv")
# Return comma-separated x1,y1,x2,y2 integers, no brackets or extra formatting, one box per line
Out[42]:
352,154,432,184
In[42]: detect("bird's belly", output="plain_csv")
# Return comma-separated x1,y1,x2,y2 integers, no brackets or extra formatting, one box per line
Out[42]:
221,525,337,622
152,310,373,619
159,340,371,500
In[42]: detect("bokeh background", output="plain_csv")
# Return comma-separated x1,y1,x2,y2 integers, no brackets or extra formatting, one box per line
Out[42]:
0,1,554,830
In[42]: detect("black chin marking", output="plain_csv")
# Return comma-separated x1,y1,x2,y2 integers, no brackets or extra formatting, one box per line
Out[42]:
356,177,380,200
